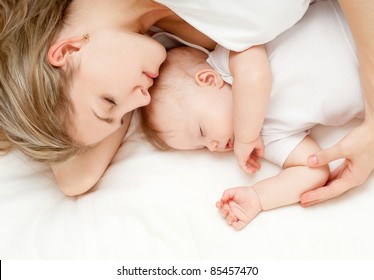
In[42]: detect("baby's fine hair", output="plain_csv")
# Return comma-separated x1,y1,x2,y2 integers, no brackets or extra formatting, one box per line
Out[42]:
139,46,208,150
0,0,83,162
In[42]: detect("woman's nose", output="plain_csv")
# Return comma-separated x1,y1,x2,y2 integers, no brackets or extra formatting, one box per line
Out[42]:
138,88,151,107
207,140,219,152
126,88,151,113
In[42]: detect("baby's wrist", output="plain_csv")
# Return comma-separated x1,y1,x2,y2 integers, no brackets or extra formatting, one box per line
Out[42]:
235,138,258,145
249,186,263,211
234,127,261,142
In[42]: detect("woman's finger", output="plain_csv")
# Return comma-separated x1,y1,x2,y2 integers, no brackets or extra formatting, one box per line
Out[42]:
308,145,343,167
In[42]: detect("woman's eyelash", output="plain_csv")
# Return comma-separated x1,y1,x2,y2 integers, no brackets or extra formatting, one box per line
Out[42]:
104,97,117,106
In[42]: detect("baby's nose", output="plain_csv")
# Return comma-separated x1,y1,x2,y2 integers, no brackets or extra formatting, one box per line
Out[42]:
207,140,219,152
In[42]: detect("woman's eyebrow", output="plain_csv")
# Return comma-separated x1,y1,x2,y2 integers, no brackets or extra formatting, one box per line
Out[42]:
92,109,114,124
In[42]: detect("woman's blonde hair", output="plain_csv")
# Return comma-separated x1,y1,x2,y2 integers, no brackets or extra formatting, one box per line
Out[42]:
0,0,83,162
139,46,208,150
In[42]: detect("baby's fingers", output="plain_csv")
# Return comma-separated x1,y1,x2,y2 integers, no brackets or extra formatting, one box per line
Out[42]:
215,201,223,209
247,157,261,170
225,213,238,225
220,189,236,202
232,220,247,230
241,158,261,174
218,203,230,218
253,147,264,158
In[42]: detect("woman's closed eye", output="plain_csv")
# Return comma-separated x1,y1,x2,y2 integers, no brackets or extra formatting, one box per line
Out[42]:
104,97,117,107
91,96,118,125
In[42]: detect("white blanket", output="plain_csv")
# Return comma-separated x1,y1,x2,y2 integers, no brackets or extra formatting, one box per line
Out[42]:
1,117,373,259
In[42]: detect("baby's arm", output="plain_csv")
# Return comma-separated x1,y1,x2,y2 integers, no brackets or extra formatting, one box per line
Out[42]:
229,45,272,174
50,115,130,196
216,136,330,230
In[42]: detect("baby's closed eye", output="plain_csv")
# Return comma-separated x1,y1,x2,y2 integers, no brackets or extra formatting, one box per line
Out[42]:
199,126,205,137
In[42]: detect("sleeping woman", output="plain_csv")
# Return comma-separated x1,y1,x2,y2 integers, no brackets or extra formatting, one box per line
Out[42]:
1,0,373,202
0,0,312,196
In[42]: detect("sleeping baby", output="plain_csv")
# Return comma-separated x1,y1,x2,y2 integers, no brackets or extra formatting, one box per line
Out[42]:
139,0,363,230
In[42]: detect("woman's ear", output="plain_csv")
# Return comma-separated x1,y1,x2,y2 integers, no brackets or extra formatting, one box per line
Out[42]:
195,69,224,88
48,35,88,67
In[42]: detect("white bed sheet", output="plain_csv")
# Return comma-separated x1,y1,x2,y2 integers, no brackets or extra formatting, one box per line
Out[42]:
1,116,373,260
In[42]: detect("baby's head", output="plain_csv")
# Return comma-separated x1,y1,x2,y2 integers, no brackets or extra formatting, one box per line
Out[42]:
140,47,234,152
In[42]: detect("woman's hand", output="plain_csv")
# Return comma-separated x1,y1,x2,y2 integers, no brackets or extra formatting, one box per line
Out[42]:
301,121,374,206
302,0,374,206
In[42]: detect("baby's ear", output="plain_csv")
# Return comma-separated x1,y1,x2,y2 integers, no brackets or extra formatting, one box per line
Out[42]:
48,35,88,67
195,69,224,88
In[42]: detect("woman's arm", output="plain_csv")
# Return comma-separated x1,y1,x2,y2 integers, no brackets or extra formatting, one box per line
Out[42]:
50,114,131,196
338,0,374,116
304,0,374,206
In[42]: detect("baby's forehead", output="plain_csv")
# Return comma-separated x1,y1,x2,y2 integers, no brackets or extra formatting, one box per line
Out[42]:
156,114,187,138
161,129,195,150
150,89,197,145
152,93,187,123
153,108,193,148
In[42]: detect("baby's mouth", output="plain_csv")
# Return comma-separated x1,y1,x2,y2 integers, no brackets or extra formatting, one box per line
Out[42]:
225,139,233,150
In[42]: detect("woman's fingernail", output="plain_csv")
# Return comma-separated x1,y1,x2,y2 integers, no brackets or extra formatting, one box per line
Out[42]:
301,198,309,203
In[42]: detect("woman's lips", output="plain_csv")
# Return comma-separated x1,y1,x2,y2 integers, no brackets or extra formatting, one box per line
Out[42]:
144,72,158,87
144,72,159,79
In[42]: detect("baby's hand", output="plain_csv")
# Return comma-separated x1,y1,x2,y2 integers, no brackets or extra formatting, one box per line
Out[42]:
216,186,262,230
234,136,264,174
